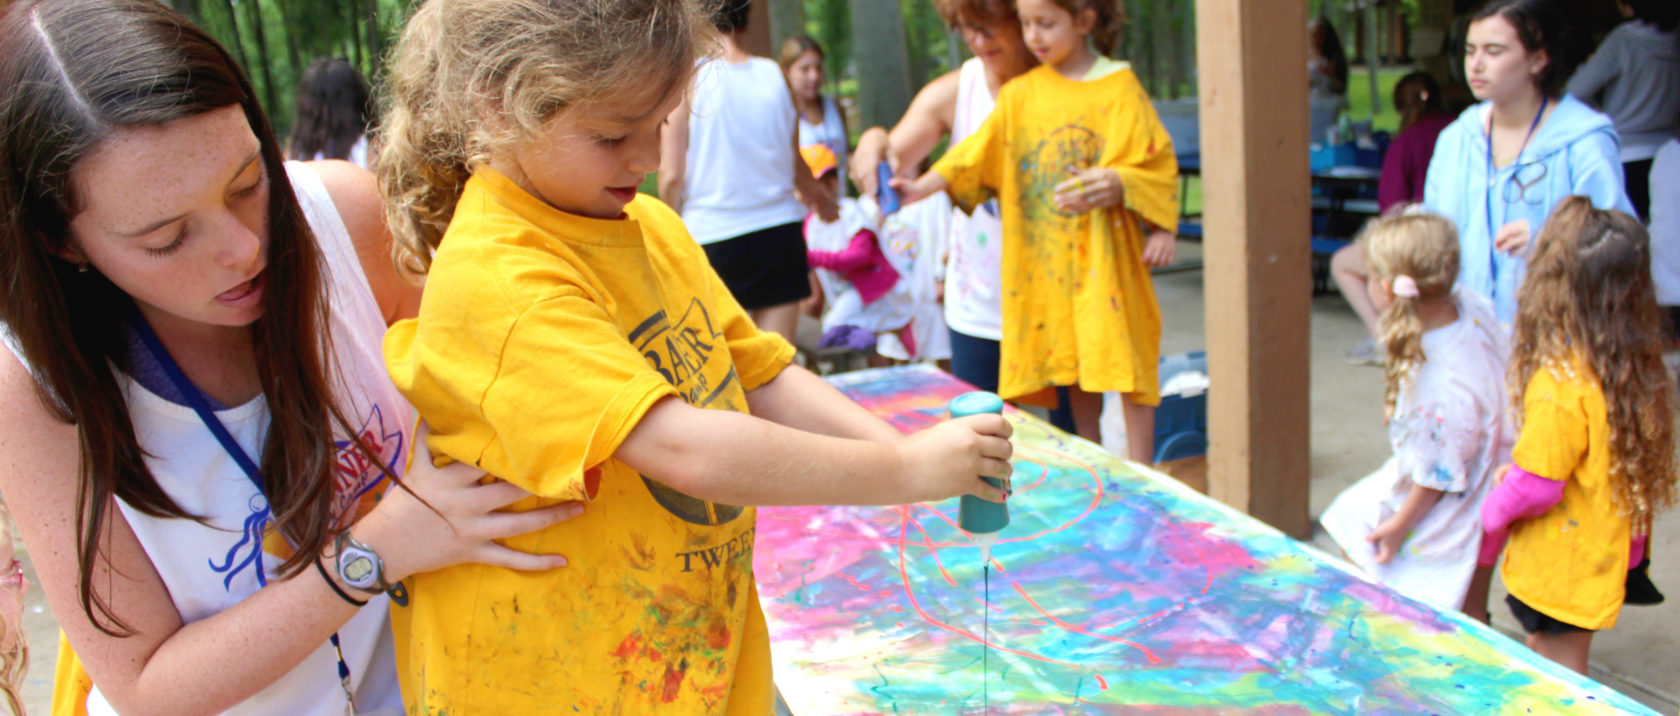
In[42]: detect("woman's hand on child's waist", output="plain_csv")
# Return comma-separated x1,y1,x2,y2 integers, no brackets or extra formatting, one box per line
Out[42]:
355,423,584,583
894,414,1014,504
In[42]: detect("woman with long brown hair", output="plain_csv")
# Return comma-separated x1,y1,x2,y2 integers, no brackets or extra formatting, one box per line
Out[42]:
0,1,580,712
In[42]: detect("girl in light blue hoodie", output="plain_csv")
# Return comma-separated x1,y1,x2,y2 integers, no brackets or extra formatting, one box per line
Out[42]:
1425,0,1635,325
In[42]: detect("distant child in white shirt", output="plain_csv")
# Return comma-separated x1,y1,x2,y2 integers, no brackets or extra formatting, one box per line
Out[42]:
801,145,921,355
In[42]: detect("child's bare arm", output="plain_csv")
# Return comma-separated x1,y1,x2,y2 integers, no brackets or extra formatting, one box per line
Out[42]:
615,396,1012,507
744,363,902,445
889,171,950,206
1368,483,1445,564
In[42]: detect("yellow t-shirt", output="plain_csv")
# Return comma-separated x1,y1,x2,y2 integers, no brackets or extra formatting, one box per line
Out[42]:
1504,359,1629,630
933,64,1179,404
383,168,794,714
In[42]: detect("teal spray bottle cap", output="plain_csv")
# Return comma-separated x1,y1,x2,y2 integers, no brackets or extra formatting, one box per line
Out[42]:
951,391,1008,564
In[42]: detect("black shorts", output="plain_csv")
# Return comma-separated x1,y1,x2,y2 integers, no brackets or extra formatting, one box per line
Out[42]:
702,221,811,311
1506,593,1591,635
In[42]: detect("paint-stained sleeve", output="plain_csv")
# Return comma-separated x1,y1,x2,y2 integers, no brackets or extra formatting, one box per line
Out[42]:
469,291,679,500
1101,74,1179,234
932,98,1006,215
1510,368,1589,483
1393,391,1479,493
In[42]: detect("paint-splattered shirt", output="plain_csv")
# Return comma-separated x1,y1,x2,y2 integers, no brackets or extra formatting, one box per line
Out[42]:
1504,358,1630,630
932,63,1179,405
384,168,792,713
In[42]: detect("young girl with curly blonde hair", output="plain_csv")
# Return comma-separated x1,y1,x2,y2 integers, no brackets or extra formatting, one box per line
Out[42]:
1480,196,1677,674
1321,210,1511,619
378,0,1013,711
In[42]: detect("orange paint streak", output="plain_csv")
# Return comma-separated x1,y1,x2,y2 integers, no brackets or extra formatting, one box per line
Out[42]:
835,572,871,591
904,508,960,586
896,512,1083,670
1095,674,1109,690
1011,582,1162,664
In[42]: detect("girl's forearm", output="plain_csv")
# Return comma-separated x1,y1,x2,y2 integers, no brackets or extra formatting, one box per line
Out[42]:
1387,482,1444,536
618,397,910,506
745,364,902,445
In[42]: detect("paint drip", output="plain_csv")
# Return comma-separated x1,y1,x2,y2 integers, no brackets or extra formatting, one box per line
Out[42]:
982,562,991,714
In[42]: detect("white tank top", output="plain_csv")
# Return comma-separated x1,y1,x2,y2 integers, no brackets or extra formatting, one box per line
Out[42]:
4,162,409,716
681,57,809,244
943,58,1006,340
798,95,848,197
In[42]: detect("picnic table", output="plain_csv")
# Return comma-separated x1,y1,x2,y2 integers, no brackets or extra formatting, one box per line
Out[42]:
756,365,1656,714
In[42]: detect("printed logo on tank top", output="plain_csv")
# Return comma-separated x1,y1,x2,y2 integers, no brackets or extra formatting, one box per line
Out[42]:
627,297,747,528
208,403,405,589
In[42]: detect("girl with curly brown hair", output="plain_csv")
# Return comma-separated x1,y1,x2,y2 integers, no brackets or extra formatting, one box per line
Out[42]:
1480,196,1677,674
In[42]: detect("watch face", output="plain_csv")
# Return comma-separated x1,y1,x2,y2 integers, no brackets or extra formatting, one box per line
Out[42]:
342,553,375,586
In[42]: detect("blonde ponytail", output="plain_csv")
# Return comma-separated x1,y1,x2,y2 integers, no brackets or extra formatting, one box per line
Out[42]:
1358,209,1460,420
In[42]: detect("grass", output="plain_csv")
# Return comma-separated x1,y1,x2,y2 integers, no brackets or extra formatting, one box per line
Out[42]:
1345,66,1411,134
1179,66,1411,218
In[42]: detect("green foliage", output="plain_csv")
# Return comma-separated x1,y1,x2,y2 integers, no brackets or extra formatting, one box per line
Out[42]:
175,0,420,141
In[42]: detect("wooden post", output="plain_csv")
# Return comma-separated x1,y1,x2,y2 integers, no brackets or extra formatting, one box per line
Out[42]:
1194,0,1313,538
741,0,773,57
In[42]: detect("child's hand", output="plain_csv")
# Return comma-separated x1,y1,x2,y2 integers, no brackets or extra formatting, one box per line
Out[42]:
894,414,1014,503
1492,463,1512,486
1366,517,1409,564
1053,166,1124,214
889,173,947,207
1142,228,1177,267
1493,219,1531,255
852,128,893,196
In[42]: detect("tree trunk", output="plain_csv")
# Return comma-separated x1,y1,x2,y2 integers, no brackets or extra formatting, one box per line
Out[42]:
848,0,913,132
277,0,303,89
343,0,364,69
767,0,805,58
245,0,280,120
218,0,251,79
362,0,381,76
168,0,200,22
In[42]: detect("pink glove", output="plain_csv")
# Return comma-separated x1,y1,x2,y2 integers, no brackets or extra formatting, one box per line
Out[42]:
1478,465,1564,567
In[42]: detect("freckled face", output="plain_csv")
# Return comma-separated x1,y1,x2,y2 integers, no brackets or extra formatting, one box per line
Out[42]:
65,105,270,337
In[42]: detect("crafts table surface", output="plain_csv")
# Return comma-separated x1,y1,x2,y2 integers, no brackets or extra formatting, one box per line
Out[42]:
755,365,1654,715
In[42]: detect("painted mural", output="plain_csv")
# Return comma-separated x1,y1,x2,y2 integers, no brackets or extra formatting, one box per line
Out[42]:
754,365,1654,714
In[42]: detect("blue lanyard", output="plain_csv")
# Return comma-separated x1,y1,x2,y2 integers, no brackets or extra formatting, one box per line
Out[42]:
127,308,360,712
1484,96,1547,286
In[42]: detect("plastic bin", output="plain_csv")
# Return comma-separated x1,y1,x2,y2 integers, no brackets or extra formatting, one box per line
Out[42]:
1154,351,1208,463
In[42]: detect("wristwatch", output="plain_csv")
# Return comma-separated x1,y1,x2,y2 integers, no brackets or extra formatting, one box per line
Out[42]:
334,530,390,595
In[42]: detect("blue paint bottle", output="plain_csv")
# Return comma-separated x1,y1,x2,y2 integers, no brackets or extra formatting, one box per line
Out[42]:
951,391,1007,563
876,161,901,215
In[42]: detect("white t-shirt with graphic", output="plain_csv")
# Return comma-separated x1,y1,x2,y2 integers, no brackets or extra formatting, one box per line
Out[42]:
3,162,409,716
